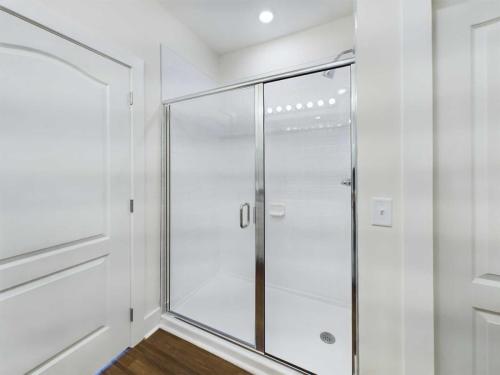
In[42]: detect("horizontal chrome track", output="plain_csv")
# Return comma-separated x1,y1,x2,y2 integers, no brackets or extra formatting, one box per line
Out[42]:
162,57,355,105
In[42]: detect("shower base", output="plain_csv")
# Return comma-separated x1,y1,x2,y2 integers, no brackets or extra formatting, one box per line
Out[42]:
170,274,351,375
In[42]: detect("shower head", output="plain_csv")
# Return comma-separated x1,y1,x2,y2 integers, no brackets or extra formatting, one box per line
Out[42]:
322,49,355,80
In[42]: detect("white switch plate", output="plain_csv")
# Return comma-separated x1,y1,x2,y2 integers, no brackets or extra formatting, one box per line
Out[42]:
372,197,392,227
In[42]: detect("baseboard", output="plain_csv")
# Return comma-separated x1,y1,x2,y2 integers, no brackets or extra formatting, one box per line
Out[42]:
159,314,300,375
143,324,160,340
142,306,161,339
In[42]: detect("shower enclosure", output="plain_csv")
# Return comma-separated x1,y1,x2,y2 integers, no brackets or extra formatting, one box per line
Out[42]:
163,59,356,375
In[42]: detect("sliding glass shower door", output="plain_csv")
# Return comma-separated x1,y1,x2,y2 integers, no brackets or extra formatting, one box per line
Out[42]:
166,63,354,374
168,87,256,346
264,67,353,374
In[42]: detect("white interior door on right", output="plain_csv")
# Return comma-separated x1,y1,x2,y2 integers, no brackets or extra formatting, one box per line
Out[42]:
435,1,500,374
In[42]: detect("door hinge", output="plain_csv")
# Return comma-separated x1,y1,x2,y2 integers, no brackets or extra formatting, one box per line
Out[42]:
129,199,134,213
129,91,134,106
130,308,134,322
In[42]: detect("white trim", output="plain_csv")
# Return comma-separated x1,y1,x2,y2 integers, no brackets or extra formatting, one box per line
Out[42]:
401,0,434,374
130,60,146,346
143,323,161,340
0,0,147,347
160,315,300,375
143,306,162,340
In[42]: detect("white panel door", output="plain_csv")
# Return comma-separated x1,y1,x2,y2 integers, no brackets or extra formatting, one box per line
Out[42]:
435,1,500,374
0,9,131,375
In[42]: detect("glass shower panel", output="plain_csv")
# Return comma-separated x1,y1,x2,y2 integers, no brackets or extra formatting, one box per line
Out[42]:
264,68,352,374
168,87,256,346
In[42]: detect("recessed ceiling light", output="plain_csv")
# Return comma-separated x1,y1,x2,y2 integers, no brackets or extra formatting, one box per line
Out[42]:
259,10,274,24
267,107,273,114
317,99,324,107
296,103,303,110
307,101,314,108
286,104,292,111
338,88,347,95
276,106,282,113
329,98,336,105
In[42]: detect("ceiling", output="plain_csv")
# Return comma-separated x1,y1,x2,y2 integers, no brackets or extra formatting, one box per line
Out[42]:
158,0,353,54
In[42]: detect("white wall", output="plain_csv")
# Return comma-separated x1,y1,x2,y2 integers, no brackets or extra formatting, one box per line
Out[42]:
4,0,220,335
356,0,434,374
218,16,354,84
356,0,403,373
401,1,434,374
161,46,219,101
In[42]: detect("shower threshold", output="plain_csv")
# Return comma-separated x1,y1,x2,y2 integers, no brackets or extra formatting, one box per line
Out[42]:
166,274,351,375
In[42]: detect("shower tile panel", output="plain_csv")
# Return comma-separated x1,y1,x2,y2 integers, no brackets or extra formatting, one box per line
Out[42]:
169,87,256,345
167,65,353,374
264,67,353,372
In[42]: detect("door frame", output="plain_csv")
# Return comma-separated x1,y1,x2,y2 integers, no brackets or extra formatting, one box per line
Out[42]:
161,57,358,374
0,2,146,346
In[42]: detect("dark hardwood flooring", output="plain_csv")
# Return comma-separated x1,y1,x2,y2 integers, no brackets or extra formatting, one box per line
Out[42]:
101,330,251,375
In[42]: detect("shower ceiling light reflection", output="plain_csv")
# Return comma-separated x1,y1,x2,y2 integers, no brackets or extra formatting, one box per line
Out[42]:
267,96,341,115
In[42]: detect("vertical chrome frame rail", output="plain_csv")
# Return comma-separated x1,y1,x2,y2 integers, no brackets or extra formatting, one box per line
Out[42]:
254,83,265,351
161,57,357,375
162,105,171,312
350,64,359,375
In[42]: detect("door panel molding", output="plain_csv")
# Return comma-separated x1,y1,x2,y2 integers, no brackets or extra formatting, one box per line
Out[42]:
1,256,108,374
0,240,109,291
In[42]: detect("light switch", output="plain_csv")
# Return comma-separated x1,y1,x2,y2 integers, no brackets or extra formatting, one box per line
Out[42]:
372,197,392,227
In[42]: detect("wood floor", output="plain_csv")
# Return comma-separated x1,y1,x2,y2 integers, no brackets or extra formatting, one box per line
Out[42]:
100,330,251,375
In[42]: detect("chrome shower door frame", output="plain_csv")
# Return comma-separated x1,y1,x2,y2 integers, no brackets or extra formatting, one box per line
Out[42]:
254,83,266,351
161,57,358,375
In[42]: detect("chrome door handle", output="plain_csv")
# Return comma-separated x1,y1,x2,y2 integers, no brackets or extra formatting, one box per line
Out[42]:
240,202,250,228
